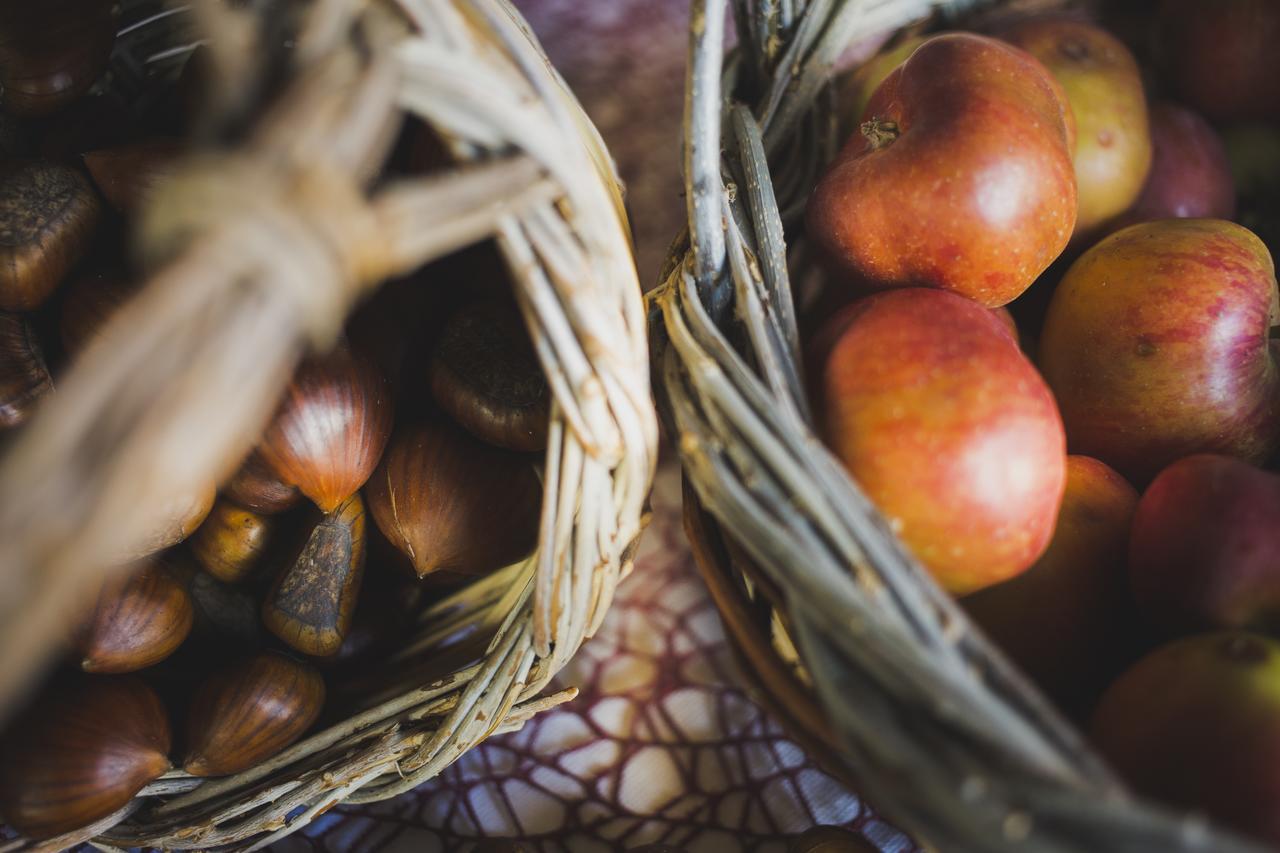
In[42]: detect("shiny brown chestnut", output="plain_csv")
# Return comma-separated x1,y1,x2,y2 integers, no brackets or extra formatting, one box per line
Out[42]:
189,499,274,584
259,347,393,514
367,416,541,578
120,480,217,561
0,160,101,311
0,0,118,117
184,651,325,777
0,676,171,840
263,494,366,657
82,138,183,216
224,448,302,514
0,309,51,428
430,298,549,452
59,267,136,354
73,559,194,673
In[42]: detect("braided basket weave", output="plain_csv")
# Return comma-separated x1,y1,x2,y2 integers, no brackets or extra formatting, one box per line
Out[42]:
0,0,655,849
650,1,1270,850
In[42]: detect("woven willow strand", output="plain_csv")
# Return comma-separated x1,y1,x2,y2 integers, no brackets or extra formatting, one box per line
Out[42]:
0,0,654,848
650,0,1268,850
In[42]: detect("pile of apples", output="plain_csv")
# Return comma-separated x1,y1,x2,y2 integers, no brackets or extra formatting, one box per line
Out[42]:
805,0,1280,844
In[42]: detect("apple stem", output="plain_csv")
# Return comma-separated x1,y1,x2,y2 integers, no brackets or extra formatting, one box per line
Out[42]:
860,118,900,150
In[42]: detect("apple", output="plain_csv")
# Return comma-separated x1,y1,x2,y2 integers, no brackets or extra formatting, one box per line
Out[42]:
806,33,1077,308
1091,631,1280,847
964,456,1138,717
834,34,929,140
1158,0,1280,124
1038,218,1280,485
819,287,1066,594
1000,17,1151,237
1129,454,1280,635
1110,102,1235,230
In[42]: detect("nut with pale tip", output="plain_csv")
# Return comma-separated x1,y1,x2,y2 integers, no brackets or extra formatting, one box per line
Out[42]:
0,160,101,311
183,651,325,777
0,676,171,840
263,493,366,657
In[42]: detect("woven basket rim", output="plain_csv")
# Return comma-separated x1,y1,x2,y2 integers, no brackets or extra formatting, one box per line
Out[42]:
0,1,656,849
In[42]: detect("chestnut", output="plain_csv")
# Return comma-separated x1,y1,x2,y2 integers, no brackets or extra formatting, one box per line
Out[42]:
73,559,194,673
259,347,393,514
184,651,325,777
0,160,101,311
82,138,183,216
59,267,136,354
167,552,264,652
223,448,302,514
0,0,118,117
0,676,171,840
189,498,275,584
263,494,366,657
0,309,51,428
430,298,549,452
366,416,541,578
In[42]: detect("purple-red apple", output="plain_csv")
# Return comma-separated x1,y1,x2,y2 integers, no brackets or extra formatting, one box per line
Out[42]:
806,33,1077,308
1091,631,1280,847
1000,17,1152,236
820,288,1066,594
1038,219,1280,485
1158,0,1280,123
1110,102,1236,230
1130,454,1280,634
964,456,1138,716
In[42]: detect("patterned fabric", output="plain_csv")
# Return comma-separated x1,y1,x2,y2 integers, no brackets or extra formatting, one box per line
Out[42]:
286,460,915,852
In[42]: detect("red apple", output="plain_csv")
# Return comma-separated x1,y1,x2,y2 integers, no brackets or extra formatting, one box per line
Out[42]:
1039,219,1280,485
1158,0,1280,124
964,456,1138,717
1091,631,1280,847
1111,102,1236,230
1000,17,1152,237
1130,454,1280,634
820,288,1066,594
806,33,1077,308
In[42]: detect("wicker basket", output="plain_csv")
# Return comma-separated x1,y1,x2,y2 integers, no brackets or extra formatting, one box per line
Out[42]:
0,0,656,849
650,1,1270,851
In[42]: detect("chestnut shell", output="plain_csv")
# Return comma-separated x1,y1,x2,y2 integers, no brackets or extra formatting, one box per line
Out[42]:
0,0,118,117
82,138,183,216
262,494,366,657
0,160,101,311
189,499,274,584
184,652,325,777
259,347,393,514
223,448,302,514
74,560,194,673
0,309,51,428
0,676,171,840
430,299,550,452
59,267,136,355
366,416,541,578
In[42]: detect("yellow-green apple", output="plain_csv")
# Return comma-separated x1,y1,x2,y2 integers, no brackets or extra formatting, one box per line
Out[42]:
806,33,1077,308
1039,219,1280,485
1110,102,1236,230
1158,0,1280,123
964,456,1137,717
1000,17,1152,237
819,287,1066,594
1130,454,1280,634
1091,631,1280,847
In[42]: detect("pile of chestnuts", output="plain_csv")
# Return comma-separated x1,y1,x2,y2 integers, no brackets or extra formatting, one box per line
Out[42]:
0,5,548,841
